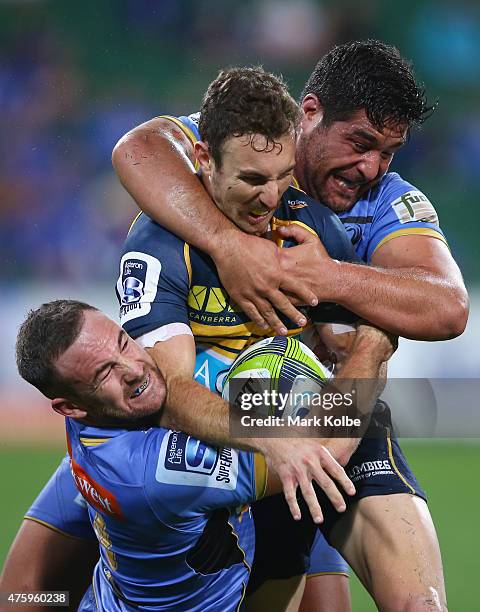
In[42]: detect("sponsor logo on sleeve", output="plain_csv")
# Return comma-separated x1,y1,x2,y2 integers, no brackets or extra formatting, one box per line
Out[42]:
117,251,162,324
391,191,439,225
155,431,239,490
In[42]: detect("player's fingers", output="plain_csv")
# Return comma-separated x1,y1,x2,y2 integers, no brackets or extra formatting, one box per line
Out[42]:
298,477,324,524
281,474,302,521
237,299,269,330
311,469,346,513
250,297,288,335
277,224,316,244
320,448,356,496
265,290,308,328
283,286,318,308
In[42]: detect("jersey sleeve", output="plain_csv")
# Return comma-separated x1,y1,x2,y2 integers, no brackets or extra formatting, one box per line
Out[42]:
367,173,447,262
144,429,267,522
158,113,200,146
116,215,192,343
25,455,95,540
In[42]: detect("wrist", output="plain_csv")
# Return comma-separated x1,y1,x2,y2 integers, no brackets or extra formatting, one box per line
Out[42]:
206,221,243,260
314,259,344,302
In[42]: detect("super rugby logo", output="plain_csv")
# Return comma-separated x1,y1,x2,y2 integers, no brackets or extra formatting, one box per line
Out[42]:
122,276,144,303
156,430,239,490
117,251,161,324
164,431,218,475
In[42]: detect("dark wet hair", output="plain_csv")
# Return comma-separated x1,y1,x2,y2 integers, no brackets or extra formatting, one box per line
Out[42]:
301,39,436,130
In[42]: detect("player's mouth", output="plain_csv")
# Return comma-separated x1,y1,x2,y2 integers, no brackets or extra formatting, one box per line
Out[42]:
331,174,365,194
131,374,150,398
247,207,272,224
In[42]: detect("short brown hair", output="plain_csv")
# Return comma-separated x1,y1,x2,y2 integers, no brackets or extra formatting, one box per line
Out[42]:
16,300,97,398
199,66,301,167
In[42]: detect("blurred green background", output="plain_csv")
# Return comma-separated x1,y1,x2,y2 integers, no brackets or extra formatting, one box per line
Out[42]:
0,1,479,609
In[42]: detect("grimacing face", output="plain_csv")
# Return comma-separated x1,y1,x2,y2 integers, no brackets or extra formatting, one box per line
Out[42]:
295,98,407,213
196,132,296,236
54,310,166,422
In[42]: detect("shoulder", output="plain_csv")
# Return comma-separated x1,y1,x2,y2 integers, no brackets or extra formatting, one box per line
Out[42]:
125,213,187,253
277,186,342,231
371,172,439,221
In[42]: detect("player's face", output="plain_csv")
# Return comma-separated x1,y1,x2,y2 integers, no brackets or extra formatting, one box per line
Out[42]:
296,102,407,212
199,133,296,236
54,310,166,423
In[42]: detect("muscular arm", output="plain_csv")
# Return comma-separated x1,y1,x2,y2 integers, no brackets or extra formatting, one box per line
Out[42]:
113,118,312,332
331,236,469,340
279,225,469,341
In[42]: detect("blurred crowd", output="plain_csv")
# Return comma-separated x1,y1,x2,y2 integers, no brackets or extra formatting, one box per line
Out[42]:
1,0,479,285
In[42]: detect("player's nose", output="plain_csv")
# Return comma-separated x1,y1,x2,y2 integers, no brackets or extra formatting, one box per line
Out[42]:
260,180,280,210
122,359,144,384
357,151,382,182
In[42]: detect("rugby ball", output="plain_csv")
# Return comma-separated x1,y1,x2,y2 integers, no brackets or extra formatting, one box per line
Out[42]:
222,336,330,419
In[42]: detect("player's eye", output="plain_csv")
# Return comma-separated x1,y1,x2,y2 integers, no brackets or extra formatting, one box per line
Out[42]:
352,141,368,153
381,150,395,161
99,366,113,385
240,176,266,186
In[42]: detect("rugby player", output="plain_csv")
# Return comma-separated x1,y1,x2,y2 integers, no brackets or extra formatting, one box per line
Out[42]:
12,293,394,612
108,41,467,610
2,67,373,609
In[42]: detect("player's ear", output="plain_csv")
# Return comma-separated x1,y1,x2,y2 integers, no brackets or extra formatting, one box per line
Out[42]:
51,398,88,420
194,141,213,173
301,94,324,126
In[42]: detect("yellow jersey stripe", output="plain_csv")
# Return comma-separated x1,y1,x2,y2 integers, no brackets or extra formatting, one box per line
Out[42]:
127,211,142,236
254,453,268,499
23,516,90,541
159,115,200,171
373,228,448,255
386,428,416,494
184,243,192,287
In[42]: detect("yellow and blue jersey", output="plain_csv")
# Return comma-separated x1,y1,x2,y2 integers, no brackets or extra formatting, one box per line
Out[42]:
66,418,266,611
116,183,358,393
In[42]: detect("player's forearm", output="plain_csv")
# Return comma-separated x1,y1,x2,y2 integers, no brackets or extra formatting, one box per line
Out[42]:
162,375,258,451
112,120,238,257
324,262,468,341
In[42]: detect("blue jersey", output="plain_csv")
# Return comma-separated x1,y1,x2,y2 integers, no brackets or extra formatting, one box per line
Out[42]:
66,418,266,611
24,454,96,541
166,112,447,265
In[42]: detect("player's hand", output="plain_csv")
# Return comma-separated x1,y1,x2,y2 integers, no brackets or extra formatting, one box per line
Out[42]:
258,437,356,524
322,438,361,467
277,224,337,301
212,231,318,334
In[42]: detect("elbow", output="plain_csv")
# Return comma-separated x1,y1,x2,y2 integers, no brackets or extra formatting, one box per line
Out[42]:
435,288,470,340
111,131,142,176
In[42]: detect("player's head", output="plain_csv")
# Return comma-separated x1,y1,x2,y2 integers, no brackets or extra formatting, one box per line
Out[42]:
16,300,166,424
196,66,301,235
296,39,435,212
